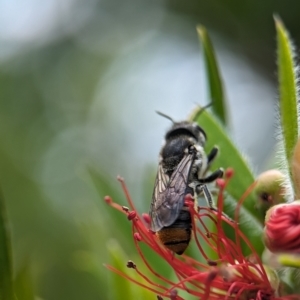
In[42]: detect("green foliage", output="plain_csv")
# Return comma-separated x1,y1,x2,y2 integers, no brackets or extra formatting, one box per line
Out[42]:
278,254,300,268
14,261,34,300
274,17,300,291
107,240,153,300
275,16,299,178
197,25,228,125
107,240,133,300
0,187,14,300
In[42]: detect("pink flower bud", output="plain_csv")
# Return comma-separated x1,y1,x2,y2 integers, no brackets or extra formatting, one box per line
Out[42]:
127,211,137,221
264,201,300,253
104,196,112,204
216,178,225,189
134,232,142,241
225,168,234,179
142,213,151,225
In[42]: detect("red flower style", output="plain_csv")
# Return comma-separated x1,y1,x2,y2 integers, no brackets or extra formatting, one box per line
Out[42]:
104,170,300,300
264,201,300,253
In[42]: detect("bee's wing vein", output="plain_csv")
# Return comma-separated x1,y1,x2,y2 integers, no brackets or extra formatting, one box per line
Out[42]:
149,151,195,231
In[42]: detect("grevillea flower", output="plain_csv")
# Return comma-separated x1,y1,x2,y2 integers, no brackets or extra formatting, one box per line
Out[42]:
104,170,300,300
264,201,300,254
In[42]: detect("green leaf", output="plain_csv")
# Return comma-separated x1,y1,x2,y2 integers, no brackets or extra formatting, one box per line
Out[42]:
86,167,137,253
197,25,228,125
14,261,35,300
106,240,153,300
0,187,14,300
106,240,133,300
286,268,300,293
191,108,264,255
275,16,299,175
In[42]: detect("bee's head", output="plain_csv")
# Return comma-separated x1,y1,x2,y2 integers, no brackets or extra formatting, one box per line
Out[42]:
156,110,208,146
165,121,207,146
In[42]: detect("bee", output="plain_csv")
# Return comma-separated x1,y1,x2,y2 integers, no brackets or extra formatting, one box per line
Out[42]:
149,110,223,255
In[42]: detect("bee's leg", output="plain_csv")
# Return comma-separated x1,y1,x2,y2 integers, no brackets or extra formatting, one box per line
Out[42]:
198,168,223,184
207,146,219,166
196,184,216,210
203,146,219,175
196,184,234,222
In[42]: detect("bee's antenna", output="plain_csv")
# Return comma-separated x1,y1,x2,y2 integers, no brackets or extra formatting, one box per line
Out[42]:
193,102,212,120
156,111,175,123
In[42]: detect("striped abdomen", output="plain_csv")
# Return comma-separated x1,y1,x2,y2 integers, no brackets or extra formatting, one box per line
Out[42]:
157,207,192,255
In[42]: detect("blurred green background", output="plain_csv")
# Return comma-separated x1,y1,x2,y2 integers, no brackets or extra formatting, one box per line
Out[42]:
0,1,300,299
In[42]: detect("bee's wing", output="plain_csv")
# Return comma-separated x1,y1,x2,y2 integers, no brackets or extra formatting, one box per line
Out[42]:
149,152,195,231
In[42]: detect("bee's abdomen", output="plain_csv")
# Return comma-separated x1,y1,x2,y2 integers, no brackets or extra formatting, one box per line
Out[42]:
157,228,191,255
157,209,192,255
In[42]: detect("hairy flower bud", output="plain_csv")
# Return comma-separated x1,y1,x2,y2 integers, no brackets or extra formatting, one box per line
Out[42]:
254,170,286,217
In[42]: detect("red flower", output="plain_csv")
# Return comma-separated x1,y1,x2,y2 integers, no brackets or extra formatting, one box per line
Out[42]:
104,170,300,300
264,201,300,253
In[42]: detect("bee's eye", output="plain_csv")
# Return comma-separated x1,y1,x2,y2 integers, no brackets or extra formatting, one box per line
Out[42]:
195,125,207,141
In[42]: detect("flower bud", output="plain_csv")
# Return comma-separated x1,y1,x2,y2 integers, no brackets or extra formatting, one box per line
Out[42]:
216,178,225,189
264,201,300,253
225,168,234,179
142,213,151,225
127,211,137,221
254,170,286,216
134,232,142,241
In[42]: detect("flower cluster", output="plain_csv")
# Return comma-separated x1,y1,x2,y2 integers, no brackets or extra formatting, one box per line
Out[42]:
104,170,299,300
262,138,300,255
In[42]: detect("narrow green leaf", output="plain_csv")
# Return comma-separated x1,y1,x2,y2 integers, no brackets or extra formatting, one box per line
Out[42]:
197,25,228,125
0,186,14,300
191,108,264,255
275,16,298,173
